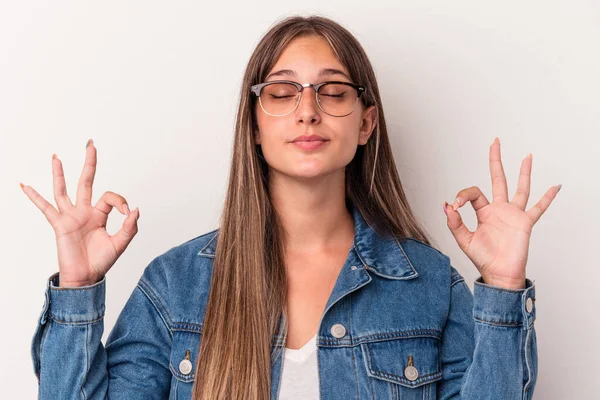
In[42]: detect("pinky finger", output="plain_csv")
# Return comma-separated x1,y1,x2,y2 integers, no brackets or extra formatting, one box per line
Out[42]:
527,184,561,224
20,183,60,226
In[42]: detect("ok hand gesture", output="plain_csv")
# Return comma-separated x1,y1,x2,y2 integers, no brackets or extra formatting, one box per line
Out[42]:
21,139,140,288
443,138,561,289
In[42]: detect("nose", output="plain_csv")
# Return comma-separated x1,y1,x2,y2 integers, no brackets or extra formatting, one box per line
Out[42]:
295,86,321,124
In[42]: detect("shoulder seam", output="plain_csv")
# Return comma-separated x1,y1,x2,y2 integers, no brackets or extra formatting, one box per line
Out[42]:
137,258,174,338
136,282,173,338
401,237,451,262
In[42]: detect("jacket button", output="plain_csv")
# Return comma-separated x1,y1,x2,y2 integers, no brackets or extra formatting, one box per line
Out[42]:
179,349,193,375
179,359,193,375
526,297,534,313
404,365,419,381
330,323,346,338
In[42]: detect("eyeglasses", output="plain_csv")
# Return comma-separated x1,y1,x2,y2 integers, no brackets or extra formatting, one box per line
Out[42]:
250,80,366,117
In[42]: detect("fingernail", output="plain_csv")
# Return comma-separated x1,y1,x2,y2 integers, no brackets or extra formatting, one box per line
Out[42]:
123,204,130,215
557,184,562,193
86,138,93,148
443,202,448,216
452,197,460,211
135,207,140,220
52,153,57,160
19,182,25,189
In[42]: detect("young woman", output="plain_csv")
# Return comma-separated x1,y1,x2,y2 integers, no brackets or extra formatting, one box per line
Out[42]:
25,15,558,400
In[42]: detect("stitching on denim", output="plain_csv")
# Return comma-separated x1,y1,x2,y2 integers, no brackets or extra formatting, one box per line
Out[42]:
394,237,419,275
80,324,89,400
37,319,52,384
149,254,175,321
388,380,395,399
351,344,360,399
450,276,465,288
348,292,360,400
198,230,219,256
48,314,104,325
137,284,173,340
172,320,203,333
370,366,442,387
351,242,368,268
139,268,173,324
319,329,442,346
172,326,203,334
473,315,523,327
523,327,534,392
364,339,443,387
369,363,375,399
362,341,376,398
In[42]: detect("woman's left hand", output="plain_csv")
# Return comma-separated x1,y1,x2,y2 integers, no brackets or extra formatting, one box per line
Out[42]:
443,137,561,289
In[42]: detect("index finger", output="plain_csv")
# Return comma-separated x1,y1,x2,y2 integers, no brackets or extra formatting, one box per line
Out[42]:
490,137,509,203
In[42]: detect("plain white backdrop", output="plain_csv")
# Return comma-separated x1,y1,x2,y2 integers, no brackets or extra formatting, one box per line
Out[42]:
1,1,598,398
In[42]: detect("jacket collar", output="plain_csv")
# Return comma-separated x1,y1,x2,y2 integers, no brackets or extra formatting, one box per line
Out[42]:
197,203,418,280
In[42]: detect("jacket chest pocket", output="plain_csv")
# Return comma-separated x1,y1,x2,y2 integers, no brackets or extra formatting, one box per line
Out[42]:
169,330,201,400
360,336,443,400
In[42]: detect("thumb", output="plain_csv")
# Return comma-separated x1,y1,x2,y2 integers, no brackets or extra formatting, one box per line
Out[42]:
444,202,473,253
110,207,140,256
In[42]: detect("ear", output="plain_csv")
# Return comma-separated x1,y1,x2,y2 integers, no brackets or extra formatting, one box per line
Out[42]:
358,105,378,145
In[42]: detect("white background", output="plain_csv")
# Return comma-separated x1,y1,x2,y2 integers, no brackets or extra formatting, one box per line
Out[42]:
1,1,598,398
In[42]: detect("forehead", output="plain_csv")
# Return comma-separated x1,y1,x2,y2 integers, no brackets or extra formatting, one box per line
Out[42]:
267,35,350,79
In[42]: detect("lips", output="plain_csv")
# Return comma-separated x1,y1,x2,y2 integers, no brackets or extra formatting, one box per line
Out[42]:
291,134,329,143
291,139,329,150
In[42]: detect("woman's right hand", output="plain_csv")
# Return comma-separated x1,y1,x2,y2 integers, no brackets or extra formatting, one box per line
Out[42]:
21,139,140,288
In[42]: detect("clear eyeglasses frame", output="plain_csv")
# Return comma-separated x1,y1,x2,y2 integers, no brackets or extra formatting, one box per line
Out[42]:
250,80,367,117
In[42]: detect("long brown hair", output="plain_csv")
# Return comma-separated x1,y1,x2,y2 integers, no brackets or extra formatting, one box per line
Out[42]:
192,14,435,399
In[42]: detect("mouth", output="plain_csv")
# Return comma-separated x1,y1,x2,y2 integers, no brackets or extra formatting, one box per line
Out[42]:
290,139,330,150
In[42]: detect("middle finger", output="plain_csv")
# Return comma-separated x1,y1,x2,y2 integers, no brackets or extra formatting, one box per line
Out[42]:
511,153,532,210
52,154,74,212
76,139,97,207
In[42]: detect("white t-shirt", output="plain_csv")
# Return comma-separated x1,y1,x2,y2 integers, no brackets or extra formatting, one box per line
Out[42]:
278,333,319,399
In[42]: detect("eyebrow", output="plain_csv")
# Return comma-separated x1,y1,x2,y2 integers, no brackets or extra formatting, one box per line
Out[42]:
265,68,351,81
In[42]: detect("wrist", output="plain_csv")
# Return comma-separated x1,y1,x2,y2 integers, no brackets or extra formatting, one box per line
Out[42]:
57,274,102,288
481,276,526,290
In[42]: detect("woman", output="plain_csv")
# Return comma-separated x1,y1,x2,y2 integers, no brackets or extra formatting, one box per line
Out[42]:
25,15,557,399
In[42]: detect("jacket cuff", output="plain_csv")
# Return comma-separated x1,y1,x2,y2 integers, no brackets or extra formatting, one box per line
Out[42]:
473,276,536,329
42,272,106,324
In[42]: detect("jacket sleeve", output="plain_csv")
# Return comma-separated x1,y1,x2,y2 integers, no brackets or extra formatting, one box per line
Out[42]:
31,258,173,399
437,266,538,399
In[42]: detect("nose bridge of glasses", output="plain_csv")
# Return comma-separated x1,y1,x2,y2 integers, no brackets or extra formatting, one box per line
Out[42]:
296,83,319,106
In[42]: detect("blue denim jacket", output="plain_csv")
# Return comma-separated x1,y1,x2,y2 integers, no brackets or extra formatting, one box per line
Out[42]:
31,204,538,399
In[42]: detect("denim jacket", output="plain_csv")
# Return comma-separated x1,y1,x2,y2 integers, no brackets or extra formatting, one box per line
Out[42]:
31,204,538,399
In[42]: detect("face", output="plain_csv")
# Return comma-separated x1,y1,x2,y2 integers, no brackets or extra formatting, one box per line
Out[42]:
254,35,378,180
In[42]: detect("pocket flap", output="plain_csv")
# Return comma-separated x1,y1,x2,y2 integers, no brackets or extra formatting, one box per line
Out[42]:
361,336,443,388
169,330,201,383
